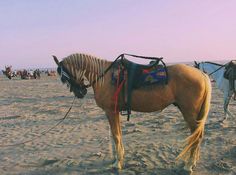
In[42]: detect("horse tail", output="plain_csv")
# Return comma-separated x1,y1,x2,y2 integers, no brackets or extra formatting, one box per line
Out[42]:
177,73,212,163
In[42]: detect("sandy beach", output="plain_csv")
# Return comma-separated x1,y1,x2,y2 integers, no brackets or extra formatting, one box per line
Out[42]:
0,74,235,175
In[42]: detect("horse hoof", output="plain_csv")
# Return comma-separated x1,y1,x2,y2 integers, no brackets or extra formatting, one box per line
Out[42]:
220,117,227,123
175,168,193,175
181,168,193,175
182,165,193,175
110,159,123,170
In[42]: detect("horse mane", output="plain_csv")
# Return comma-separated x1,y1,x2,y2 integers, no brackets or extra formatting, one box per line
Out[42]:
204,61,224,66
62,53,108,85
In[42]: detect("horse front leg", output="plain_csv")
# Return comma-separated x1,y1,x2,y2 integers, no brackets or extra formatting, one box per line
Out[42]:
106,110,124,170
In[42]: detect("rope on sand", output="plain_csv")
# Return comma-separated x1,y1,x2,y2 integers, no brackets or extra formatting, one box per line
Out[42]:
0,97,76,147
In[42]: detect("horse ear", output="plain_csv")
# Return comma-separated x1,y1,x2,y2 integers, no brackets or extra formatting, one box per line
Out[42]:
52,55,60,66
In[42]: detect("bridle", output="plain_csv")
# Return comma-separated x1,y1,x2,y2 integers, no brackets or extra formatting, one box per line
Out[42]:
57,63,88,99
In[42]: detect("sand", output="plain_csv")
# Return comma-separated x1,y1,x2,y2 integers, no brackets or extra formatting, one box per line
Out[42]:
0,74,235,175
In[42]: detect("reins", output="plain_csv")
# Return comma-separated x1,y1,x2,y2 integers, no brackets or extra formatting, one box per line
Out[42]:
0,97,76,147
85,54,125,88
207,63,227,76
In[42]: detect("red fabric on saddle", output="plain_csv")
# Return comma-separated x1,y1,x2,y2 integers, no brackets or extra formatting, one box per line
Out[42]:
113,65,126,113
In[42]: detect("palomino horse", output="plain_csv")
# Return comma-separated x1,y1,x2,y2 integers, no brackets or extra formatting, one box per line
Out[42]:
194,61,235,121
53,53,211,174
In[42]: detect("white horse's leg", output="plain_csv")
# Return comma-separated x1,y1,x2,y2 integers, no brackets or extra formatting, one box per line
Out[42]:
223,91,234,121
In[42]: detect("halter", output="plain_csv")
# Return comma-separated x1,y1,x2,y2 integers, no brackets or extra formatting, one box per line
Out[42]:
57,64,87,98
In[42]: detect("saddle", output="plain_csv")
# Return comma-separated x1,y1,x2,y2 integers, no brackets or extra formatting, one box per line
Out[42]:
120,58,167,88
111,54,168,121
224,60,236,79
224,60,236,92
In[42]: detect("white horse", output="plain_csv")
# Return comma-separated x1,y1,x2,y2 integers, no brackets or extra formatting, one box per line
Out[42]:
194,61,235,121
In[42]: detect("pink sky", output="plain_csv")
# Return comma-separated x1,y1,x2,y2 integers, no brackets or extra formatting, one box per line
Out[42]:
0,0,236,69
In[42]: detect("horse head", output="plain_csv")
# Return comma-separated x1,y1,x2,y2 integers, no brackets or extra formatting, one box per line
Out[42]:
53,55,87,98
194,61,207,73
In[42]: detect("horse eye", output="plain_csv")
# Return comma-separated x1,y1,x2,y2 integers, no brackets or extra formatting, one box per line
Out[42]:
61,77,66,83
57,67,61,74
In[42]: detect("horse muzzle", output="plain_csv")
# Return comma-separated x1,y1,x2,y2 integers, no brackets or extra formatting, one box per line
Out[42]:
70,85,87,98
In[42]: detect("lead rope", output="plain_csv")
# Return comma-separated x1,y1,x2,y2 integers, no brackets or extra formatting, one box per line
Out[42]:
0,97,76,147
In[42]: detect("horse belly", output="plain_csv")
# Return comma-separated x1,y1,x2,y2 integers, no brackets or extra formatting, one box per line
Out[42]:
130,88,174,112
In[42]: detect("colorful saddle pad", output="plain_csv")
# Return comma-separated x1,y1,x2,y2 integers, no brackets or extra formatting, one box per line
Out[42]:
135,66,167,88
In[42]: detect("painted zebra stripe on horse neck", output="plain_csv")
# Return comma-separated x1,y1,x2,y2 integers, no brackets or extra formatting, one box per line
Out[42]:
62,53,109,86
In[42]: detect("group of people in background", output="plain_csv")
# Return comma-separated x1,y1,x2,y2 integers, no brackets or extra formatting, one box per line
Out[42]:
2,66,56,80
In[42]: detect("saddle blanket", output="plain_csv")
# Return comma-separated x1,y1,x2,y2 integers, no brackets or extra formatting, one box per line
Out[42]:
112,65,167,88
139,67,166,86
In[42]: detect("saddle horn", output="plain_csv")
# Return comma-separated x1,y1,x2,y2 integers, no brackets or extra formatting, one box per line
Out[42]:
53,55,60,66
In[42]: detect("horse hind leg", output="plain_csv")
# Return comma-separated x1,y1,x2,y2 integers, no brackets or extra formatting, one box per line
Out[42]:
223,91,234,121
105,110,124,170
223,97,230,121
177,81,211,173
184,127,203,172
177,111,204,174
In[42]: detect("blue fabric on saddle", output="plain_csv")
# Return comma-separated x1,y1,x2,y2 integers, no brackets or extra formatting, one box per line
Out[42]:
139,67,167,86
111,54,168,121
